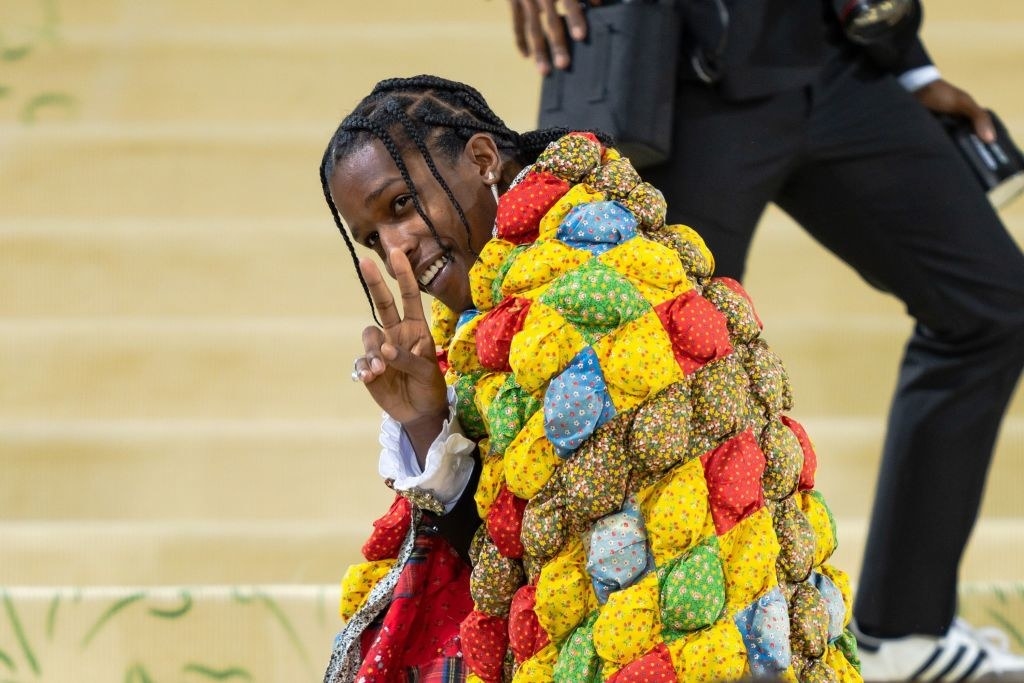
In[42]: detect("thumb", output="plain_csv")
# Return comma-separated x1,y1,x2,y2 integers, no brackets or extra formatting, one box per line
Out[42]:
380,342,442,384
969,107,996,144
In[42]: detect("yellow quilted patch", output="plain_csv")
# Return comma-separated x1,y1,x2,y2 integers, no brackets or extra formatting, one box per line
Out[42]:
801,491,838,568
500,239,592,299
592,574,662,664
475,451,506,520
505,410,562,499
535,537,598,643
339,559,395,620
508,302,587,397
469,238,516,311
593,311,685,412
638,458,712,565
718,508,781,614
665,619,749,682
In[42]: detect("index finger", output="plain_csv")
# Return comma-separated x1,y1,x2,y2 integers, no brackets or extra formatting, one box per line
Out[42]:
386,248,429,325
562,0,588,41
509,0,530,56
359,256,402,328
967,104,996,144
539,0,573,70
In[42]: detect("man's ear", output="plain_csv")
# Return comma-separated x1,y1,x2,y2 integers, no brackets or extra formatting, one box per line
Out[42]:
465,133,503,182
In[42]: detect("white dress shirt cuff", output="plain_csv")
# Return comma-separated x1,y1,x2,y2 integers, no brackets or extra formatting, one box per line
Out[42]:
377,386,476,514
898,65,941,92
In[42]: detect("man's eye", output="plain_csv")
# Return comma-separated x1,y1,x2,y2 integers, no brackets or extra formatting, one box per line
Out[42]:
392,194,412,212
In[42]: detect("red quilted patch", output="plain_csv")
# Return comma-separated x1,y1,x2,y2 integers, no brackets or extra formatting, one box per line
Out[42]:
495,170,571,244
655,290,733,375
460,610,510,683
509,584,550,664
700,428,767,535
485,486,528,559
606,643,677,682
476,297,532,372
361,495,412,561
782,415,818,492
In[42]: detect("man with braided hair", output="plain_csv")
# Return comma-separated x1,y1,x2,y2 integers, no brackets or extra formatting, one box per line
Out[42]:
320,75,860,682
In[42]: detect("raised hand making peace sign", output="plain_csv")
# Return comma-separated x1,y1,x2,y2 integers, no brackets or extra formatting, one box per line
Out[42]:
352,249,449,464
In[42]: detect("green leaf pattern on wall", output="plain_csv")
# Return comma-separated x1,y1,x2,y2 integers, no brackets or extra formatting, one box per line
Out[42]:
0,0,77,123
1,582,1022,681
0,586,338,683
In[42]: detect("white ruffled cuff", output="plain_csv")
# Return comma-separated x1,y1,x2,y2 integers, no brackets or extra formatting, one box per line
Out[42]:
377,386,476,514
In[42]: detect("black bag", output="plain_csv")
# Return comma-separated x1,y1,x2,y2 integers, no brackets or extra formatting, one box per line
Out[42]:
938,109,1024,209
537,1,683,168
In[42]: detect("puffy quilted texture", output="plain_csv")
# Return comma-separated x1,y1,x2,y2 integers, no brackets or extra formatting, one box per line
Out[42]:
341,134,859,683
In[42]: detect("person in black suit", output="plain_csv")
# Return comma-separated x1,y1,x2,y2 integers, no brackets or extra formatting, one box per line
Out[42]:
510,0,1024,679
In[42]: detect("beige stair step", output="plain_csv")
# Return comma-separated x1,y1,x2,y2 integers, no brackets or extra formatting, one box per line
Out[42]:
0,318,366,420
0,521,374,586
1,515,1022,588
806,417,1024,520
4,124,1024,222
52,0,509,29
0,215,912,318
2,209,1020,318
2,3,1019,128
2,416,1021,520
2,317,1020,419
35,0,1024,32
0,218,363,318
0,418,385,521
0,31,536,128
0,134,325,220
0,215,970,318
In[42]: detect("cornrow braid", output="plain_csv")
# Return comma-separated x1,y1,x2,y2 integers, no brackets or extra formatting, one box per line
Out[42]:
319,75,616,320
384,100,473,250
318,142,380,326
342,113,448,261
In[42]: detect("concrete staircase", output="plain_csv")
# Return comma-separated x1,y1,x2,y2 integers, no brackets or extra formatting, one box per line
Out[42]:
2,0,1023,680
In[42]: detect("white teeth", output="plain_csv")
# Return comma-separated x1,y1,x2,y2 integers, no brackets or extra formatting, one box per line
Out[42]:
418,256,447,286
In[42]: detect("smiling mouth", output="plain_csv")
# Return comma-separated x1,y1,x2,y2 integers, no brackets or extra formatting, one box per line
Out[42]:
418,254,451,288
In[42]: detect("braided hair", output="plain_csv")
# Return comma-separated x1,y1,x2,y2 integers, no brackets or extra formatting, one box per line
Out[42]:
319,74,609,321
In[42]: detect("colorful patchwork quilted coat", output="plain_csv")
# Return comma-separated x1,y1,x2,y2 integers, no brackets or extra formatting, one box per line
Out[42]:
328,133,861,683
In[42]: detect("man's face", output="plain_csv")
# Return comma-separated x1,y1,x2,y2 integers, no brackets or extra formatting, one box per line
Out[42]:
330,138,495,313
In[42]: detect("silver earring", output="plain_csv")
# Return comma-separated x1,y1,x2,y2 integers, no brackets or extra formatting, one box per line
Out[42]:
490,182,500,205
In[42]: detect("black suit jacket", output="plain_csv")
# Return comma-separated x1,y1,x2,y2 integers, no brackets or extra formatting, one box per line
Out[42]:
679,0,932,101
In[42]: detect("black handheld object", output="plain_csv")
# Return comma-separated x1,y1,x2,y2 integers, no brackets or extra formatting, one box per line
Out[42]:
938,110,1024,209
537,1,682,169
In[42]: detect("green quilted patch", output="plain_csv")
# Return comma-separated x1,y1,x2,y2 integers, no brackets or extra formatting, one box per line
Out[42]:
486,374,541,456
658,536,726,634
491,244,530,306
553,611,602,683
453,371,487,440
538,259,651,344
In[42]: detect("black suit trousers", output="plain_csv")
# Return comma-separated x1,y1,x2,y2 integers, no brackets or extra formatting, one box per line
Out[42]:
645,48,1024,635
